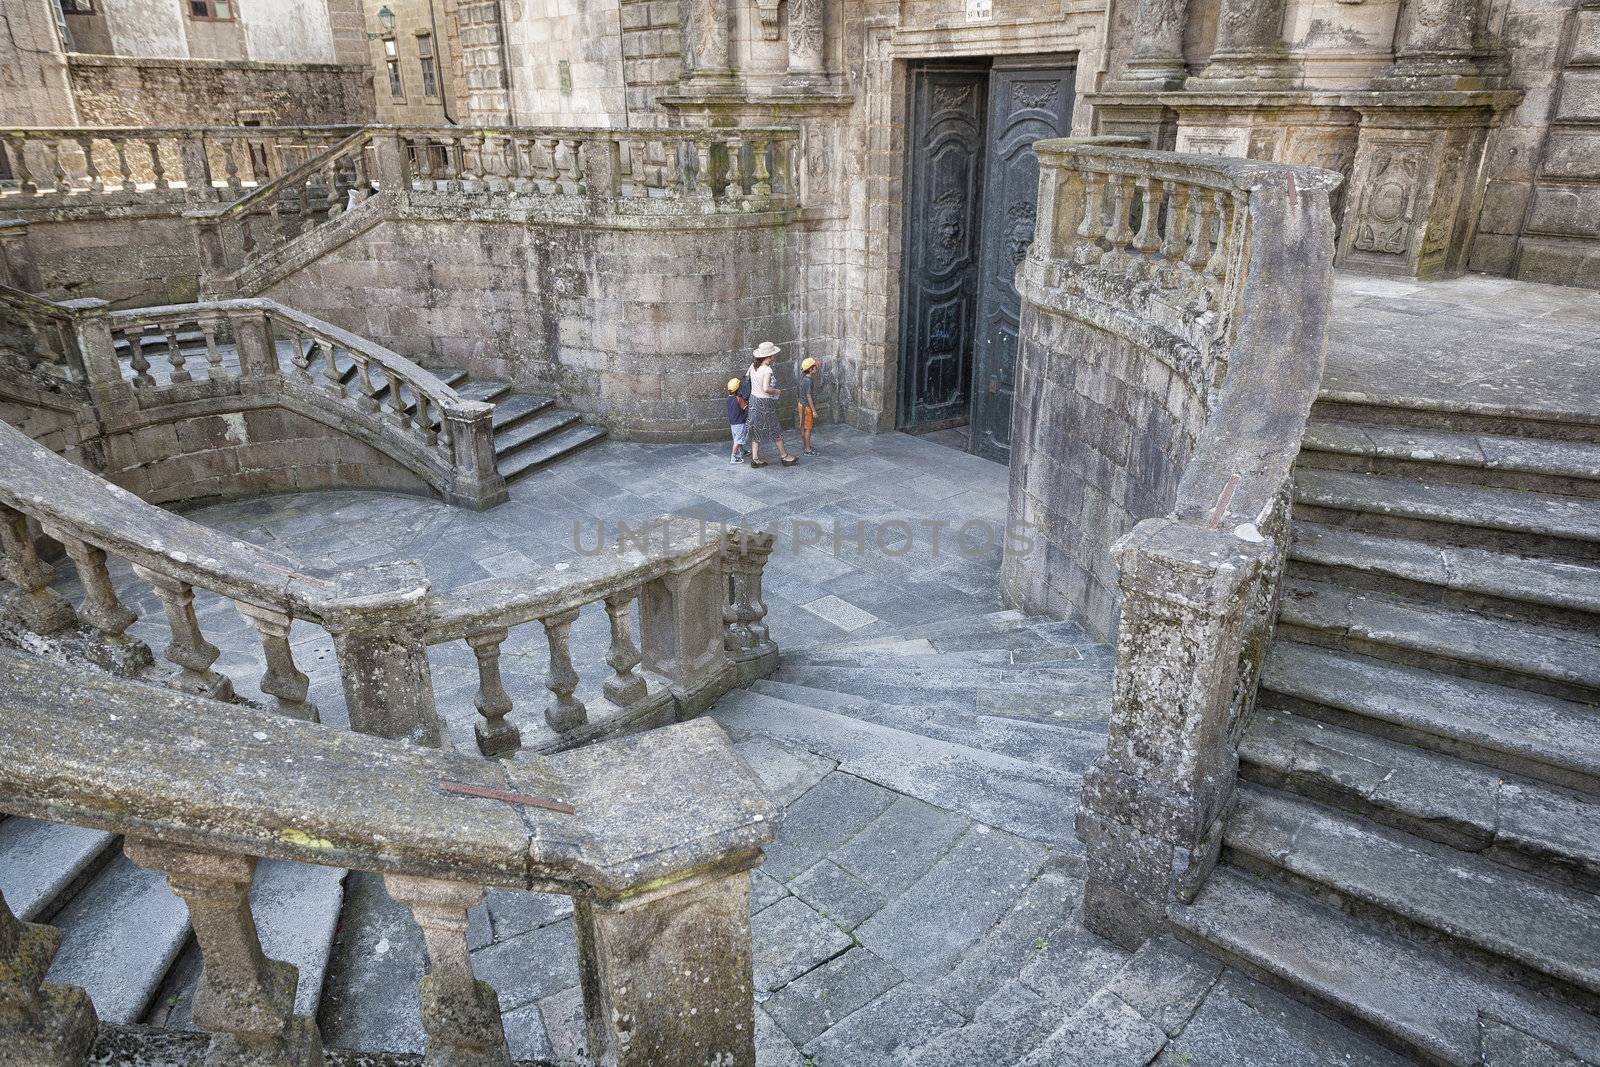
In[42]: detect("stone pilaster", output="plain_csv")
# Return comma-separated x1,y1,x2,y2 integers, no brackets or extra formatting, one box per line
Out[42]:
679,0,735,91
1114,0,1192,90
784,0,827,88
1383,0,1484,89
1188,0,1294,90
1076,519,1268,949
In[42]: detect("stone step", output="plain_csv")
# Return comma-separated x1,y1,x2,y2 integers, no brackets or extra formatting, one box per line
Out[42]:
1261,641,1600,795
45,852,191,1024
1310,397,1600,446
810,609,1032,649
493,407,582,458
1170,865,1600,1067
1293,468,1600,561
1300,418,1600,497
806,616,1089,658
710,689,1085,853
0,816,117,922
489,391,554,432
781,645,1089,670
1226,784,1600,1003
1278,576,1600,702
748,679,1107,775
498,423,608,482
1289,521,1600,627
1239,707,1600,894
773,663,1106,700
455,378,512,405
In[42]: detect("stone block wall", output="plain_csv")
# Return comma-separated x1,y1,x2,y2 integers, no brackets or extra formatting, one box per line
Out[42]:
67,54,373,126
259,211,810,441
620,0,683,122
0,0,78,126
92,406,429,506
504,0,628,126
1001,307,1203,640
19,214,200,310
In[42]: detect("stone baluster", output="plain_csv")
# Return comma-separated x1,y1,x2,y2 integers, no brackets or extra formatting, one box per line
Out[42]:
467,626,521,756
48,141,70,195
602,592,648,709
201,319,226,379
784,0,827,83
721,529,778,684
125,842,323,1067
384,368,414,430
540,137,561,193
1205,192,1235,277
164,324,192,384
311,560,443,746
414,136,436,186
0,887,98,1063
718,137,740,200
417,395,439,448
322,159,344,218
569,138,589,197
750,138,773,197
2,138,36,196
1183,191,1213,269
1131,177,1163,256
74,135,102,193
1386,0,1481,86
575,870,759,1067
128,328,156,388
1076,170,1106,243
1076,520,1269,948
44,528,154,674
352,354,381,413
236,602,319,723
221,139,243,195
1103,175,1136,264
0,505,75,636
541,608,588,732
318,341,346,398
679,0,734,89
133,565,235,700
693,140,715,200
1189,0,1291,89
641,545,734,716
385,876,511,1066
1161,183,1193,264
148,138,170,190
443,403,509,510
112,138,132,193
289,332,314,381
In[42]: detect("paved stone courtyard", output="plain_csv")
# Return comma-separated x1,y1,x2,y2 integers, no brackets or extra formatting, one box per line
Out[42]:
73,424,1416,1065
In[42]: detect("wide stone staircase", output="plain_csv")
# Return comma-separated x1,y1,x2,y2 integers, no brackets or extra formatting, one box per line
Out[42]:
1170,396,1600,1064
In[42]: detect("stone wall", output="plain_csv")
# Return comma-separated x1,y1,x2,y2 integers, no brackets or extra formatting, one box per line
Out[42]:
18,214,200,310
67,54,373,126
367,0,468,124
259,211,811,441
504,0,629,126
0,0,78,126
1002,312,1203,637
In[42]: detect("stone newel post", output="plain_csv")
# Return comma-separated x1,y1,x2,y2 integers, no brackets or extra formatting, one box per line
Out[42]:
179,135,216,204
308,560,444,747
576,871,759,1067
1075,518,1269,949
371,130,412,193
444,402,510,511
641,540,735,717
60,297,123,394
1188,0,1293,89
0,887,97,1064
230,308,280,379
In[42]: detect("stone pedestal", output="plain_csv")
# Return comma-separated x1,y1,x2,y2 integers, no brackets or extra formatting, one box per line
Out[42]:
641,548,735,718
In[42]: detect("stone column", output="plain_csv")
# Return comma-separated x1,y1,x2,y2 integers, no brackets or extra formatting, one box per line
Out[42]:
310,560,444,747
0,888,97,1065
124,842,322,1067
1384,0,1482,87
640,549,735,717
385,875,511,1066
1074,518,1269,949
784,0,827,86
577,870,758,1067
679,0,735,91
1118,0,1192,89
1188,0,1293,89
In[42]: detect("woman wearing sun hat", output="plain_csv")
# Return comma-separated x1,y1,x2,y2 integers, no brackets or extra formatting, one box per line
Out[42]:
746,341,798,468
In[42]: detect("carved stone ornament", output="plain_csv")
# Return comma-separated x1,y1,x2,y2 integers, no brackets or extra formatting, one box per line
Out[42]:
1353,147,1421,256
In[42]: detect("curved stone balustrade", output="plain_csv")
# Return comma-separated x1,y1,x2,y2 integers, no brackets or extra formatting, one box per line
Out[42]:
0,126,362,210
0,418,776,753
0,282,506,511
1000,141,1340,948
0,647,776,1066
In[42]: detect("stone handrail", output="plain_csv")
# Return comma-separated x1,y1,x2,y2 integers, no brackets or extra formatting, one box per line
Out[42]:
0,418,777,751
0,647,775,1065
1017,143,1339,948
0,125,362,208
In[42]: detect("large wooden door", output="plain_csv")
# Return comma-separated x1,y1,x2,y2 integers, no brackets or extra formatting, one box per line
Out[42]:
897,64,988,433
970,60,1075,464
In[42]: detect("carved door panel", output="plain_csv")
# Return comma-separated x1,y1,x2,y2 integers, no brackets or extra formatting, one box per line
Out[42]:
897,65,988,433
970,61,1075,464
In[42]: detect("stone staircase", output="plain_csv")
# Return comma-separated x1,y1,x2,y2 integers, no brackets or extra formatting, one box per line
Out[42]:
1170,398,1600,1065
115,327,607,482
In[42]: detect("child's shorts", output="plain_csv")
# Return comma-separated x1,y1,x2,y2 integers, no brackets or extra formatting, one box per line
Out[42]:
796,403,814,431
731,423,749,446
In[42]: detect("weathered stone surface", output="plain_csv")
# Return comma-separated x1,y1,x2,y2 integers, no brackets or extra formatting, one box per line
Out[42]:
762,947,903,1046
749,896,853,993
931,864,1082,1019
800,982,964,1067
1019,989,1168,1067
785,859,886,931
754,772,898,882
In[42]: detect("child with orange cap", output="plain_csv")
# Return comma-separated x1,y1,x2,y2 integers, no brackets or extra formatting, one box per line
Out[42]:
798,357,820,456
727,377,749,464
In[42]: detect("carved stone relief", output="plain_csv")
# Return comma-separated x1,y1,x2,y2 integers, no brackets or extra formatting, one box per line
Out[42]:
1352,146,1422,255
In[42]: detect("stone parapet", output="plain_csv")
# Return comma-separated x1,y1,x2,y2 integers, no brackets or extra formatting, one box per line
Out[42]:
1000,143,1338,948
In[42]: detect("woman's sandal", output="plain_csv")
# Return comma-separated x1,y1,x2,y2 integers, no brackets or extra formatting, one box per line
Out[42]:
781,455,799,466
751,459,769,468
